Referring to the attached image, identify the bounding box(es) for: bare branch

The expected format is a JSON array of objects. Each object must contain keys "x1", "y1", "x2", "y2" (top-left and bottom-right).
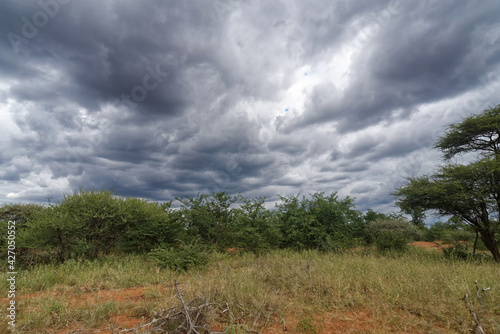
[
  {"x1": 175, "y1": 281, "x2": 200, "y2": 334},
  {"x1": 463, "y1": 293, "x2": 485, "y2": 334}
]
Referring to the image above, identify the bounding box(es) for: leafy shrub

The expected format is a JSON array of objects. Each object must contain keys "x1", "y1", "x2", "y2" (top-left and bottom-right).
[
  {"x1": 20, "y1": 189, "x2": 181, "y2": 262},
  {"x1": 0, "y1": 203, "x2": 46, "y2": 226},
  {"x1": 441, "y1": 229, "x2": 476, "y2": 246},
  {"x1": 442, "y1": 243, "x2": 493, "y2": 262},
  {"x1": 229, "y1": 197, "x2": 282, "y2": 253},
  {"x1": 1, "y1": 203, "x2": 46, "y2": 248},
  {"x1": 442, "y1": 243, "x2": 470, "y2": 260},
  {"x1": 148, "y1": 238, "x2": 210, "y2": 271},
  {"x1": 366, "y1": 219, "x2": 421, "y2": 251},
  {"x1": 297, "y1": 311, "x2": 322, "y2": 334},
  {"x1": 374, "y1": 230, "x2": 408, "y2": 251},
  {"x1": 0, "y1": 203, "x2": 48, "y2": 267},
  {"x1": 116, "y1": 200, "x2": 183, "y2": 254},
  {"x1": 176, "y1": 192, "x2": 238, "y2": 249},
  {"x1": 423, "y1": 218, "x2": 476, "y2": 244},
  {"x1": 275, "y1": 192, "x2": 363, "y2": 251}
]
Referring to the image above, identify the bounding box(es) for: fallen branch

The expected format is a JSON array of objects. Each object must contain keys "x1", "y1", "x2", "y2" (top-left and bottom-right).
[
  {"x1": 463, "y1": 293, "x2": 485, "y2": 334},
  {"x1": 117, "y1": 283, "x2": 268, "y2": 333},
  {"x1": 474, "y1": 280, "x2": 490, "y2": 312},
  {"x1": 117, "y1": 308, "x2": 170, "y2": 333},
  {"x1": 175, "y1": 281, "x2": 200, "y2": 334}
]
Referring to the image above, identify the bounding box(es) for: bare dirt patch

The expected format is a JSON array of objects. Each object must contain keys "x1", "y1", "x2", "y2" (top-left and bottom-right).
[
  {"x1": 3, "y1": 286, "x2": 165, "y2": 334},
  {"x1": 260, "y1": 308, "x2": 452, "y2": 334},
  {"x1": 409, "y1": 241, "x2": 453, "y2": 251},
  {"x1": 4, "y1": 285, "x2": 457, "y2": 333}
]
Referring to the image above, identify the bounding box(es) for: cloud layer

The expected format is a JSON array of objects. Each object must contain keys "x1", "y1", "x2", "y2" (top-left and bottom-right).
[{"x1": 1, "y1": 0, "x2": 499, "y2": 213}]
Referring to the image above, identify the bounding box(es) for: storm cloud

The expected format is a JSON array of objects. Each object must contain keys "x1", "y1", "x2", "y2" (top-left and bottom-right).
[{"x1": 1, "y1": 0, "x2": 499, "y2": 214}]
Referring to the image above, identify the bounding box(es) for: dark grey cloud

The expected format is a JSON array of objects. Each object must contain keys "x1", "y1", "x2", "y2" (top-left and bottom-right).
[
  {"x1": 281, "y1": 0, "x2": 500, "y2": 133},
  {"x1": 1, "y1": 0, "x2": 499, "y2": 215}
]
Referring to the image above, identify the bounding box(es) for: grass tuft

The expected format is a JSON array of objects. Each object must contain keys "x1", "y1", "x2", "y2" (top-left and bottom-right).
[{"x1": 1, "y1": 249, "x2": 499, "y2": 333}]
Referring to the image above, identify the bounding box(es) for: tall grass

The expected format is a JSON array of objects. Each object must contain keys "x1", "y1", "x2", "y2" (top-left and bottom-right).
[
  {"x1": 187, "y1": 249, "x2": 499, "y2": 332},
  {"x1": 2, "y1": 255, "x2": 165, "y2": 293},
  {"x1": 1, "y1": 249, "x2": 499, "y2": 333}
]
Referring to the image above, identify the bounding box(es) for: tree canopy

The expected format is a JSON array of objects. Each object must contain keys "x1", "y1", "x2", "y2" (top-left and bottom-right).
[
  {"x1": 435, "y1": 105, "x2": 500, "y2": 159},
  {"x1": 394, "y1": 105, "x2": 500, "y2": 262}
]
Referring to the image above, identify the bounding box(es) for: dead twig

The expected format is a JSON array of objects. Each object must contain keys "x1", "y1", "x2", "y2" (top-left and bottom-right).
[
  {"x1": 175, "y1": 281, "x2": 200, "y2": 334},
  {"x1": 117, "y1": 308, "x2": 170, "y2": 333},
  {"x1": 474, "y1": 280, "x2": 490, "y2": 312},
  {"x1": 463, "y1": 293, "x2": 485, "y2": 334},
  {"x1": 117, "y1": 283, "x2": 268, "y2": 334}
]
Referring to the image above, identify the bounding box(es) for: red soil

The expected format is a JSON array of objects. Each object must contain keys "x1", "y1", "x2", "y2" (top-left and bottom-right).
[
  {"x1": 409, "y1": 240, "x2": 454, "y2": 251},
  {"x1": 3, "y1": 285, "x2": 454, "y2": 334},
  {"x1": 226, "y1": 247, "x2": 241, "y2": 254},
  {"x1": 262, "y1": 308, "x2": 450, "y2": 334},
  {"x1": 1, "y1": 287, "x2": 157, "y2": 334},
  {"x1": 3, "y1": 244, "x2": 459, "y2": 333}
]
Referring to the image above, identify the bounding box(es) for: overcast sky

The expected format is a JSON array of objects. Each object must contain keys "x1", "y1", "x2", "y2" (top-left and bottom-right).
[{"x1": 1, "y1": 0, "x2": 499, "y2": 214}]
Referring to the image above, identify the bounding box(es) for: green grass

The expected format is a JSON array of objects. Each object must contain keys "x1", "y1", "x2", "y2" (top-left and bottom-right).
[
  {"x1": 1, "y1": 255, "x2": 165, "y2": 294},
  {"x1": 19, "y1": 298, "x2": 119, "y2": 330},
  {"x1": 1, "y1": 248, "x2": 499, "y2": 333}
]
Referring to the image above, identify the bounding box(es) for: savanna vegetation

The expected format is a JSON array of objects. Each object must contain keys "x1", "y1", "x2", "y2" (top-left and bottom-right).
[
  {"x1": 1, "y1": 105, "x2": 499, "y2": 333},
  {"x1": 394, "y1": 104, "x2": 500, "y2": 262}
]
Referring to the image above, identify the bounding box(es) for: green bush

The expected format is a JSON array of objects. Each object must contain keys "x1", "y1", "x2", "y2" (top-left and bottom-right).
[
  {"x1": 176, "y1": 192, "x2": 238, "y2": 249},
  {"x1": 20, "y1": 189, "x2": 181, "y2": 262},
  {"x1": 275, "y1": 192, "x2": 363, "y2": 251},
  {"x1": 442, "y1": 243, "x2": 470, "y2": 260},
  {"x1": 1, "y1": 203, "x2": 47, "y2": 248},
  {"x1": 4, "y1": 190, "x2": 427, "y2": 262},
  {"x1": 116, "y1": 200, "x2": 183, "y2": 254},
  {"x1": 0, "y1": 203, "x2": 48, "y2": 268},
  {"x1": 442, "y1": 243, "x2": 493, "y2": 262},
  {"x1": 366, "y1": 219, "x2": 421, "y2": 251},
  {"x1": 375, "y1": 230, "x2": 408, "y2": 251},
  {"x1": 148, "y1": 238, "x2": 210, "y2": 271},
  {"x1": 229, "y1": 197, "x2": 282, "y2": 253},
  {"x1": 0, "y1": 203, "x2": 46, "y2": 227}
]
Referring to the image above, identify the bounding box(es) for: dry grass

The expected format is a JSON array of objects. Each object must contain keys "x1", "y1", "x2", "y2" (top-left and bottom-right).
[{"x1": 1, "y1": 248, "x2": 499, "y2": 333}]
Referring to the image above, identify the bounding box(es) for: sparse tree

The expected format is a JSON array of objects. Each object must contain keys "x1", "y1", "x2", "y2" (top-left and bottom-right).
[{"x1": 393, "y1": 105, "x2": 500, "y2": 262}]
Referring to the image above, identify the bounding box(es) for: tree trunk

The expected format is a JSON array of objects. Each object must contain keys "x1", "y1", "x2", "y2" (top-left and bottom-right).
[
  {"x1": 478, "y1": 229, "x2": 500, "y2": 262},
  {"x1": 473, "y1": 230, "x2": 479, "y2": 255},
  {"x1": 56, "y1": 227, "x2": 66, "y2": 263}
]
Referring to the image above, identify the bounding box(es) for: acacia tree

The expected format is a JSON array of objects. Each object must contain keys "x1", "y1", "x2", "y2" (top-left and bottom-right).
[{"x1": 393, "y1": 105, "x2": 500, "y2": 262}]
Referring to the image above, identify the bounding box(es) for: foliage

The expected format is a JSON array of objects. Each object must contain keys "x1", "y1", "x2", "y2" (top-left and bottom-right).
[
  {"x1": 116, "y1": 200, "x2": 183, "y2": 254},
  {"x1": 442, "y1": 243, "x2": 492, "y2": 262},
  {"x1": 394, "y1": 159, "x2": 500, "y2": 260},
  {"x1": 275, "y1": 192, "x2": 363, "y2": 251},
  {"x1": 435, "y1": 104, "x2": 500, "y2": 158},
  {"x1": 0, "y1": 203, "x2": 46, "y2": 248},
  {"x1": 1, "y1": 189, "x2": 406, "y2": 267},
  {"x1": 423, "y1": 217, "x2": 478, "y2": 245},
  {"x1": 176, "y1": 192, "x2": 239, "y2": 249},
  {"x1": 148, "y1": 238, "x2": 210, "y2": 271},
  {"x1": 297, "y1": 311, "x2": 322, "y2": 334},
  {"x1": 442, "y1": 243, "x2": 471, "y2": 261},
  {"x1": 374, "y1": 231, "x2": 408, "y2": 251},
  {"x1": 229, "y1": 196, "x2": 281, "y2": 253},
  {"x1": 424, "y1": 222, "x2": 475, "y2": 244},
  {"x1": 394, "y1": 105, "x2": 500, "y2": 262},
  {"x1": 6, "y1": 250, "x2": 500, "y2": 333},
  {"x1": 399, "y1": 206, "x2": 426, "y2": 227},
  {"x1": 0, "y1": 203, "x2": 46, "y2": 227},
  {"x1": 20, "y1": 189, "x2": 180, "y2": 262},
  {"x1": 363, "y1": 209, "x2": 389, "y2": 224},
  {"x1": 365, "y1": 219, "x2": 421, "y2": 251},
  {"x1": 0, "y1": 203, "x2": 47, "y2": 267}
]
